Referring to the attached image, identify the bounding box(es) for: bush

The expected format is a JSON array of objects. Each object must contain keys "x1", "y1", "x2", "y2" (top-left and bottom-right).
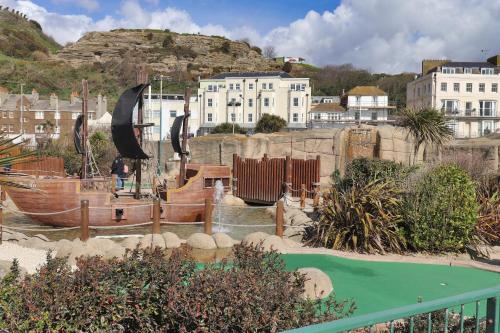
[
  {"x1": 162, "y1": 34, "x2": 174, "y2": 48},
  {"x1": 338, "y1": 158, "x2": 415, "y2": 187},
  {"x1": 251, "y1": 46, "x2": 262, "y2": 55},
  {"x1": 0, "y1": 247, "x2": 355, "y2": 332},
  {"x1": 282, "y1": 61, "x2": 293, "y2": 73},
  {"x1": 405, "y1": 165, "x2": 479, "y2": 252},
  {"x1": 220, "y1": 41, "x2": 231, "y2": 54},
  {"x1": 211, "y1": 122, "x2": 247, "y2": 134},
  {"x1": 255, "y1": 114, "x2": 287, "y2": 133}
]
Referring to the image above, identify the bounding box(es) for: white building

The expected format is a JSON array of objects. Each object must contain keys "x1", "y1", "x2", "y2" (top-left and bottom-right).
[
  {"x1": 406, "y1": 56, "x2": 500, "y2": 138},
  {"x1": 309, "y1": 86, "x2": 393, "y2": 129},
  {"x1": 196, "y1": 72, "x2": 311, "y2": 134},
  {"x1": 143, "y1": 90, "x2": 200, "y2": 141}
]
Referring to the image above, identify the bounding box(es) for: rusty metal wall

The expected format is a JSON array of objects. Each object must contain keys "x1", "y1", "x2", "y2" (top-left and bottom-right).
[{"x1": 233, "y1": 154, "x2": 320, "y2": 204}]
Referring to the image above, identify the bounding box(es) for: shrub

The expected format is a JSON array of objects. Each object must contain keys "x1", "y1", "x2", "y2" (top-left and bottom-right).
[
  {"x1": 251, "y1": 46, "x2": 262, "y2": 55},
  {"x1": 172, "y1": 45, "x2": 197, "y2": 59},
  {"x1": 0, "y1": 247, "x2": 355, "y2": 332},
  {"x1": 220, "y1": 41, "x2": 231, "y2": 54},
  {"x1": 31, "y1": 50, "x2": 48, "y2": 61},
  {"x1": 255, "y1": 114, "x2": 287, "y2": 133},
  {"x1": 283, "y1": 61, "x2": 293, "y2": 73},
  {"x1": 162, "y1": 34, "x2": 174, "y2": 48},
  {"x1": 405, "y1": 164, "x2": 479, "y2": 252},
  {"x1": 211, "y1": 122, "x2": 247, "y2": 134}
]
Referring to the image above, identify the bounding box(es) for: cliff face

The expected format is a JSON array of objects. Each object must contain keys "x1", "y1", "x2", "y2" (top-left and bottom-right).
[{"x1": 55, "y1": 30, "x2": 279, "y2": 76}]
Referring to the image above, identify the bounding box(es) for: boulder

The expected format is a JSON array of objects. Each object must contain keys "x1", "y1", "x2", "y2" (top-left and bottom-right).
[
  {"x1": 103, "y1": 245, "x2": 126, "y2": 260},
  {"x1": 283, "y1": 237, "x2": 302, "y2": 248},
  {"x1": 212, "y1": 232, "x2": 234, "y2": 248},
  {"x1": 33, "y1": 234, "x2": 50, "y2": 242},
  {"x1": 86, "y1": 238, "x2": 117, "y2": 252},
  {"x1": 18, "y1": 237, "x2": 57, "y2": 251},
  {"x1": 260, "y1": 235, "x2": 287, "y2": 253},
  {"x1": 242, "y1": 232, "x2": 270, "y2": 247},
  {"x1": 162, "y1": 232, "x2": 182, "y2": 249},
  {"x1": 121, "y1": 236, "x2": 142, "y2": 250},
  {"x1": 186, "y1": 233, "x2": 217, "y2": 250},
  {"x1": 297, "y1": 268, "x2": 333, "y2": 300},
  {"x1": 139, "y1": 234, "x2": 166, "y2": 249},
  {"x1": 222, "y1": 195, "x2": 246, "y2": 206}
]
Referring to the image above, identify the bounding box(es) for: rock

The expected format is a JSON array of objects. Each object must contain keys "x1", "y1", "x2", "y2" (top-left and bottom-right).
[
  {"x1": 242, "y1": 232, "x2": 270, "y2": 247},
  {"x1": 0, "y1": 260, "x2": 11, "y2": 279},
  {"x1": 54, "y1": 239, "x2": 74, "y2": 258},
  {"x1": 212, "y1": 233, "x2": 234, "y2": 248},
  {"x1": 86, "y1": 238, "x2": 117, "y2": 252},
  {"x1": 162, "y1": 232, "x2": 181, "y2": 249},
  {"x1": 3, "y1": 231, "x2": 28, "y2": 242},
  {"x1": 18, "y1": 237, "x2": 57, "y2": 251},
  {"x1": 297, "y1": 268, "x2": 333, "y2": 300},
  {"x1": 222, "y1": 195, "x2": 246, "y2": 206},
  {"x1": 260, "y1": 235, "x2": 287, "y2": 253},
  {"x1": 139, "y1": 234, "x2": 166, "y2": 249},
  {"x1": 186, "y1": 233, "x2": 217, "y2": 250},
  {"x1": 103, "y1": 245, "x2": 126, "y2": 260},
  {"x1": 291, "y1": 214, "x2": 312, "y2": 226},
  {"x1": 283, "y1": 237, "x2": 302, "y2": 248},
  {"x1": 33, "y1": 234, "x2": 50, "y2": 242},
  {"x1": 121, "y1": 236, "x2": 142, "y2": 250}
]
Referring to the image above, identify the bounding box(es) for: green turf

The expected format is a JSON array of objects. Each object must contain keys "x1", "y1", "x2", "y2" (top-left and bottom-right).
[{"x1": 281, "y1": 254, "x2": 500, "y2": 317}]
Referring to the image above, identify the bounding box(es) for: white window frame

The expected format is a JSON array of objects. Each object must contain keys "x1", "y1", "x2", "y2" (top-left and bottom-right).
[
  {"x1": 466, "y1": 83, "x2": 472, "y2": 92},
  {"x1": 441, "y1": 100, "x2": 459, "y2": 114},
  {"x1": 292, "y1": 113, "x2": 299, "y2": 122},
  {"x1": 293, "y1": 97, "x2": 299, "y2": 107},
  {"x1": 262, "y1": 83, "x2": 267, "y2": 90},
  {"x1": 479, "y1": 83, "x2": 485, "y2": 92},
  {"x1": 248, "y1": 98, "x2": 253, "y2": 107},
  {"x1": 264, "y1": 98, "x2": 269, "y2": 107},
  {"x1": 441, "y1": 82, "x2": 447, "y2": 92},
  {"x1": 230, "y1": 113, "x2": 236, "y2": 122},
  {"x1": 207, "y1": 113, "x2": 213, "y2": 122},
  {"x1": 54, "y1": 112, "x2": 60, "y2": 120},
  {"x1": 207, "y1": 98, "x2": 213, "y2": 107},
  {"x1": 492, "y1": 83, "x2": 498, "y2": 93},
  {"x1": 248, "y1": 83, "x2": 254, "y2": 90},
  {"x1": 481, "y1": 68, "x2": 494, "y2": 75},
  {"x1": 290, "y1": 84, "x2": 296, "y2": 91},
  {"x1": 442, "y1": 67, "x2": 456, "y2": 74},
  {"x1": 8, "y1": 112, "x2": 14, "y2": 119},
  {"x1": 35, "y1": 124, "x2": 44, "y2": 134},
  {"x1": 248, "y1": 113, "x2": 253, "y2": 123},
  {"x1": 464, "y1": 68, "x2": 472, "y2": 74},
  {"x1": 170, "y1": 110, "x2": 177, "y2": 118},
  {"x1": 35, "y1": 111, "x2": 44, "y2": 120},
  {"x1": 453, "y1": 83, "x2": 460, "y2": 92},
  {"x1": 229, "y1": 83, "x2": 234, "y2": 90},
  {"x1": 479, "y1": 100, "x2": 496, "y2": 117},
  {"x1": 235, "y1": 83, "x2": 240, "y2": 90},
  {"x1": 268, "y1": 83, "x2": 273, "y2": 90}
]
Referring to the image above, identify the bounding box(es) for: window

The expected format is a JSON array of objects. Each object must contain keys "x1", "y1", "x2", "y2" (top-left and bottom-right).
[
  {"x1": 492, "y1": 83, "x2": 498, "y2": 93},
  {"x1": 207, "y1": 84, "x2": 217, "y2": 92},
  {"x1": 465, "y1": 102, "x2": 473, "y2": 115},
  {"x1": 54, "y1": 112, "x2": 60, "y2": 120},
  {"x1": 264, "y1": 98, "x2": 269, "y2": 107},
  {"x1": 35, "y1": 111, "x2": 44, "y2": 119},
  {"x1": 371, "y1": 112, "x2": 378, "y2": 120},
  {"x1": 268, "y1": 83, "x2": 273, "y2": 90},
  {"x1": 479, "y1": 101, "x2": 496, "y2": 117},
  {"x1": 417, "y1": 87, "x2": 420, "y2": 97},
  {"x1": 248, "y1": 113, "x2": 253, "y2": 123},
  {"x1": 292, "y1": 113, "x2": 298, "y2": 122},
  {"x1": 464, "y1": 68, "x2": 472, "y2": 74},
  {"x1": 354, "y1": 112, "x2": 360, "y2": 120},
  {"x1": 230, "y1": 113, "x2": 236, "y2": 122},
  {"x1": 230, "y1": 98, "x2": 236, "y2": 106},
  {"x1": 372, "y1": 96, "x2": 377, "y2": 105},
  {"x1": 293, "y1": 97, "x2": 299, "y2": 107},
  {"x1": 481, "y1": 68, "x2": 494, "y2": 75},
  {"x1": 248, "y1": 98, "x2": 253, "y2": 107},
  {"x1": 235, "y1": 83, "x2": 240, "y2": 90},
  {"x1": 466, "y1": 83, "x2": 472, "y2": 92},
  {"x1": 441, "y1": 100, "x2": 459, "y2": 114},
  {"x1": 153, "y1": 126, "x2": 160, "y2": 134},
  {"x1": 301, "y1": 84, "x2": 306, "y2": 91},
  {"x1": 479, "y1": 83, "x2": 485, "y2": 92},
  {"x1": 248, "y1": 83, "x2": 254, "y2": 90},
  {"x1": 479, "y1": 120, "x2": 495, "y2": 136},
  {"x1": 441, "y1": 82, "x2": 447, "y2": 92},
  {"x1": 170, "y1": 110, "x2": 177, "y2": 118},
  {"x1": 153, "y1": 110, "x2": 160, "y2": 118},
  {"x1": 35, "y1": 124, "x2": 44, "y2": 134},
  {"x1": 8, "y1": 112, "x2": 13, "y2": 119},
  {"x1": 290, "y1": 84, "x2": 296, "y2": 91},
  {"x1": 1, "y1": 112, "x2": 6, "y2": 118},
  {"x1": 313, "y1": 113, "x2": 321, "y2": 120},
  {"x1": 88, "y1": 114, "x2": 93, "y2": 120},
  {"x1": 453, "y1": 83, "x2": 460, "y2": 92},
  {"x1": 207, "y1": 113, "x2": 213, "y2": 122},
  {"x1": 229, "y1": 83, "x2": 234, "y2": 90},
  {"x1": 442, "y1": 67, "x2": 456, "y2": 74},
  {"x1": 355, "y1": 96, "x2": 361, "y2": 105},
  {"x1": 7, "y1": 125, "x2": 13, "y2": 133},
  {"x1": 207, "y1": 98, "x2": 213, "y2": 107},
  {"x1": 262, "y1": 83, "x2": 267, "y2": 90}
]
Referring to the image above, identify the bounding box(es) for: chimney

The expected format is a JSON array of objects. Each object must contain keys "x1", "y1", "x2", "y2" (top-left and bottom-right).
[
  {"x1": 49, "y1": 93, "x2": 58, "y2": 108},
  {"x1": 96, "y1": 94, "x2": 107, "y2": 119},
  {"x1": 70, "y1": 90, "x2": 79, "y2": 105},
  {"x1": 31, "y1": 89, "x2": 39, "y2": 103}
]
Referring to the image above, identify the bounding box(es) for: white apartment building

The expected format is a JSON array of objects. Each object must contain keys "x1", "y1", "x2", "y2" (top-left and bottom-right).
[
  {"x1": 143, "y1": 90, "x2": 200, "y2": 141},
  {"x1": 309, "y1": 86, "x2": 393, "y2": 129},
  {"x1": 196, "y1": 72, "x2": 311, "y2": 134},
  {"x1": 407, "y1": 56, "x2": 500, "y2": 138}
]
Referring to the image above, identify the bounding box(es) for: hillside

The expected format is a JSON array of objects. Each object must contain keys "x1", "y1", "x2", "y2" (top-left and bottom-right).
[{"x1": 0, "y1": 7, "x2": 60, "y2": 59}]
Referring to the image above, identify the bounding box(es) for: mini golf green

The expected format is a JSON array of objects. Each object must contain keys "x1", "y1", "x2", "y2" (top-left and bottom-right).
[{"x1": 281, "y1": 254, "x2": 500, "y2": 317}]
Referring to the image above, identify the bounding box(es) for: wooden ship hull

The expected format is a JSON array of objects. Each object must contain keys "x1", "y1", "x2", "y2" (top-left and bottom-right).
[{"x1": 3, "y1": 164, "x2": 230, "y2": 227}]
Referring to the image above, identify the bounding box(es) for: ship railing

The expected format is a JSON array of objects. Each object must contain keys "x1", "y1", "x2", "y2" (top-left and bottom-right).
[{"x1": 80, "y1": 177, "x2": 113, "y2": 192}]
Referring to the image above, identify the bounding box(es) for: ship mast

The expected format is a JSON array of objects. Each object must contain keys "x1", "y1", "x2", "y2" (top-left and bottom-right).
[
  {"x1": 134, "y1": 68, "x2": 149, "y2": 199},
  {"x1": 81, "y1": 79, "x2": 89, "y2": 180},
  {"x1": 178, "y1": 87, "x2": 191, "y2": 187}
]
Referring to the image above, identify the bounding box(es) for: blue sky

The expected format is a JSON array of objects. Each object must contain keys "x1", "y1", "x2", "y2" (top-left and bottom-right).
[{"x1": 33, "y1": 0, "x2": 337, "y2": 34}]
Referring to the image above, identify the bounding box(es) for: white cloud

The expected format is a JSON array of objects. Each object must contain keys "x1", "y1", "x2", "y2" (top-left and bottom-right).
[
  {"x1": 51, "y1": 0, "x2": 99, "y2": 11},
  {"x1": 2, "y1": 0, "x2": 500, "y2": 73}
]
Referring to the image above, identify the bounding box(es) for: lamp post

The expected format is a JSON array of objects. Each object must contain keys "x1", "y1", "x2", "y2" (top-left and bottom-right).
[
  {"x1": 153, "y1": 75, "x2": 171, "y2": 175},
  {"x1": 19, "y1": 83, "x2": 25, "y2": 136}
]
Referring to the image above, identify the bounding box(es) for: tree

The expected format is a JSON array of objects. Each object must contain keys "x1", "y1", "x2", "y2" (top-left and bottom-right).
[
  {"x1": 282, "y1": 61, "x2": 293, "y2": 73},
  {"x1": 220, "y1": 41, "x2": 231, "y2": 54},
  {"x1": 211, "y1": 122, "x2": 247, "y2": 134},
  {"x1": 397, "y1": 107, "x2": 453, "y2": 164},
  {"x1": 263, "y1": 46, "x2": 276, "y2": 59},
  {"x1": 255, "y1": 114, "x2": 287, "y2": 133},
  {"x1": 162, "y1": 34, "x2": 174, "y2": 48}
]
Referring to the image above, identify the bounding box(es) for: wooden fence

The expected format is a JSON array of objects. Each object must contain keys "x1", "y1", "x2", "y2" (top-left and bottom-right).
[
  {"x1": 232, "y1": 154, "x2": 320, "y2": 204},
  {"x1": 10, "y1": 156, "x2": 65, "y2": 177}
]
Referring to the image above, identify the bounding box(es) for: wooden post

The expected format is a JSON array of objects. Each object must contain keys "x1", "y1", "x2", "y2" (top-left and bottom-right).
[
  {"x1": 204, "y1": 198, "x2": 213, "y2": 235},
  {"x1": 313, "y1": 185, "x2": 320, "y2": 210},
  {"x1": 111, "y1": 174, "x2": 117, "y2": 194},
  {"x1": 80, "y1": 200, "x2": 89, "y2": 241},
  {"x1": 275, "y1": 200, "x2": 284, "y2": 237},
  {"x1": 300, "y1": 184, "x2": 306, "y2": 209},
  {"x1": 152, "y1": 198, "x2": 161, "y2": 234},
  {"x1": 0, "y1": 188, "x2": 3, "y2": 245},
  {"x1": 152, "y1": 176, "x2": 159, "y2": 196}
]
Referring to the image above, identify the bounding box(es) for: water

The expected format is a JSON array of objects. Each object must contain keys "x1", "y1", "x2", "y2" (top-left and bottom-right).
[{"x1": 2, "y1": 205, "x2": 275, "y2": 242}]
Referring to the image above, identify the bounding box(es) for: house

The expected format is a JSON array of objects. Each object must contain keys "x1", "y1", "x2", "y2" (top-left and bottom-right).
[
  {"x1": 311, "y1": 96, "x2": 340, "y2": 104},
  {"x1": 0, "y1": 88, "x2": 107, "y2": 146},
  {"x1": 197, "y1": 71, "x2": 311, "y2": 134},
  {"x1": 406, "y1": 55, "x2": 500, "y2": 138}
]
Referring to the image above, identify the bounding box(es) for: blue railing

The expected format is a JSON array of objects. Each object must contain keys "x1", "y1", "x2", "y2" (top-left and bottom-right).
[{"x1": 284, "y1": 286, "x2": 500, "y2": 333}]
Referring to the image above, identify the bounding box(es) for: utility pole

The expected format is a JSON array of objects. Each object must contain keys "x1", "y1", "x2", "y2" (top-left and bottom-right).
[
  {"x1": 19, "y1": 83, "x2": 25, "y2": 136},
  {"x1": 232, "y1": 99, "x2": 235, "y2": 134},
  {"x1": 158, "y1": 74, "x2": 163, "y2": 174}
]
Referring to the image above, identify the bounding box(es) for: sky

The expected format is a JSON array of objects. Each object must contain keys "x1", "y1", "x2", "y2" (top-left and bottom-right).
[{"x1": 1, "y1": 0, "x2": 500, "y2": 73}]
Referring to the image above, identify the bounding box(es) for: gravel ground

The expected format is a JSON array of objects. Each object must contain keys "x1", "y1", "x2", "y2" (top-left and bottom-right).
[{"x1": 0, "y1": 242, "x2": 48, "y2": 274}]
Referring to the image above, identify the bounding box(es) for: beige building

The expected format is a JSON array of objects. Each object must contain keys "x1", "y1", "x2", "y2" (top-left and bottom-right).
[
  {"x1": 407, "y1": 56, "x2": 500, "y2": 138},
  {"x1": 196, "y1": 72, "x2": 311, "y2": 134}
]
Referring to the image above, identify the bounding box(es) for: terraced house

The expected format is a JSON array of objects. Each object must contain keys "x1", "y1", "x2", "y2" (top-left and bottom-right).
[
  {"x1": 196, "y1": 72, "x2": 311, "y2": 134},
  {"x1": 407, "y1": 55, "x2": 500, "y2": 138},
  {"x1": 0, "y1": 87, "x2": 108, "y2": 146}
]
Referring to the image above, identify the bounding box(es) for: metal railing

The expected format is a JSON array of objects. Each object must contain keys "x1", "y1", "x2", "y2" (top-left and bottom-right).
[{"x1": 284, "y1": 286, "x2": 500, "y2": 333}]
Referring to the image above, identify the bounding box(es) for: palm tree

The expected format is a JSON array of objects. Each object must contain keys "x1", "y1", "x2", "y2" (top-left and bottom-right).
[
  {"x1": 0, "y1": 133, "x2": 36, "y2": 187},
  {"x1": 397, "y1": 107, "x2": 453, "y2": 164}
]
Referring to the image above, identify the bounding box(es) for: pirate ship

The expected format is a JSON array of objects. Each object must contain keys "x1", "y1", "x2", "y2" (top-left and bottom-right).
[{"x1": 3, "y1": 72, "x2": 230, "y2": 227}]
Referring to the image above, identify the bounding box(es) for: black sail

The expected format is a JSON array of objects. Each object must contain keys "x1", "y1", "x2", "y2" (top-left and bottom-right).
[
  {"x1": 171, "y1": 115, "x2": 184, "y2": 154},
  {"x1": 73, "y1": 114, "x2": 84, "y2": 155},
  {"x1": 111, "y1": 84, "x2": 150, "y2": 159}
]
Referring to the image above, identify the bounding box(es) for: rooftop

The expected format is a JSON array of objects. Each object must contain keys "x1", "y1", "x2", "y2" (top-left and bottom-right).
[
  {"x1": 310, "y1": 103, "x2": 345, "y2": 113},
  {"x1": 347, "y1": 86, "x2": 387, "y2": 96},
  {"x1": 442, "y1": 61, "x2": 496, "y2": 68},
  {"x1": 209, "y1": 71, "x2": 293, "y2": 79}
]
